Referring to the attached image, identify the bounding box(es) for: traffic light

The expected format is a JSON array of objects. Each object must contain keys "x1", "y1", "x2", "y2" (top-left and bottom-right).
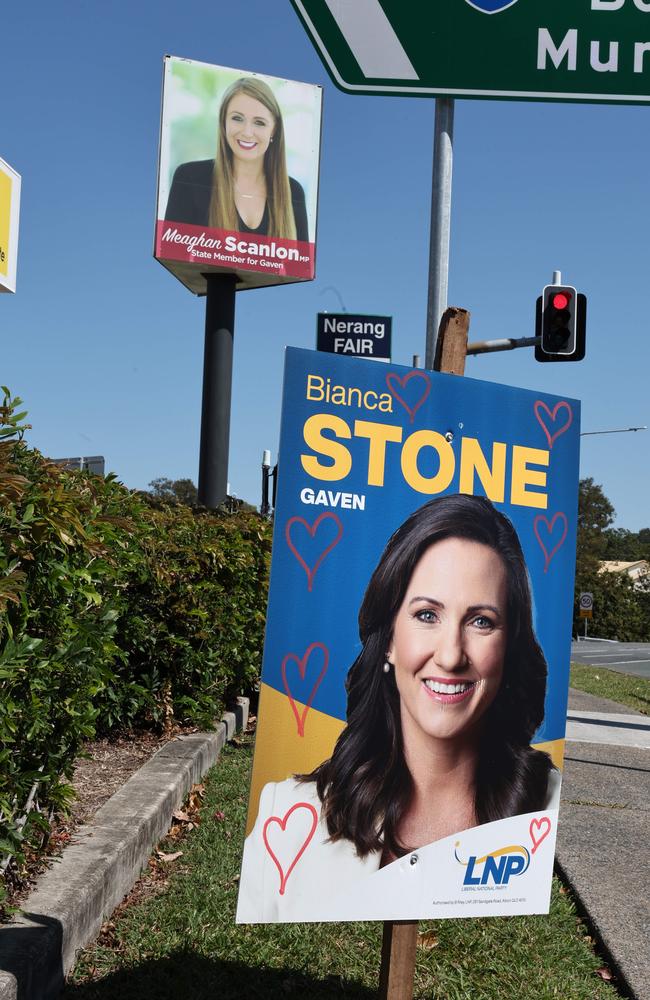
[{"x1": 535, "y1": 284, "x2": 586, "y2": 362}]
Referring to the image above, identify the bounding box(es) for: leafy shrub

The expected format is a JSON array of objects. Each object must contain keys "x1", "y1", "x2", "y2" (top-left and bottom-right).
[
  {"x1": 0, "y1": 390, "x2": 142, "y2": 872},
  {"x1": 0, "y1": 389, "x2": 272, "y2": 897},
  {"x1": 103, "y1": 502, "x2": 271, "y2": 731}
]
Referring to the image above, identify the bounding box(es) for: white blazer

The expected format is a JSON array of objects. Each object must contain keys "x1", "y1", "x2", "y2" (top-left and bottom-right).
[
  {"x1": 236, "y1": 778, "x2": 380, "y2": 923},
  {"x1": 236, "y1": 771, "x2": 562, "y2": 924}
]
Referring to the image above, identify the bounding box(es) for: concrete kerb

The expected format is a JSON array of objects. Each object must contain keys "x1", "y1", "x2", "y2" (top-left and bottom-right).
[{"x1": 0, "y1": 697, "x2": 249, "y2": 1000}]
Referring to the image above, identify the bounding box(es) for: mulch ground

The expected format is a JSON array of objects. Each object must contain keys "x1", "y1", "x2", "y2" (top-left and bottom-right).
[
  {"x1": 3, "y1": 724, "x2": 198, "y2": 915},
  {"x1": 69, "y1": 729, "x2": 192, "y2": 825}
]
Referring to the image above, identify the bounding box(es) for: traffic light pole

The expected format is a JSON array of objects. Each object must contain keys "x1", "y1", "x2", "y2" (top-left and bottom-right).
[
  {"x1": 425, "y1": 98, "x2": 455, "y2": 370},
  {"x1": 467, "y1": 335, "x2": 540, "y2": 356}
]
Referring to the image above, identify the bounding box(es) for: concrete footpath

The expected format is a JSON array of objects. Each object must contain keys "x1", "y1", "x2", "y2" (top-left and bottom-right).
[
  {"x1": 559, "y1": 689, "x2": 650, "y2": 1000},
  {"x1": 0, "y1": 689, "x2": 648, "y2": 999}
]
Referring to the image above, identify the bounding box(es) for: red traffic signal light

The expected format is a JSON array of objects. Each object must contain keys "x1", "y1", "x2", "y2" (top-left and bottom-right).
[{"x1": 551, "y1": 291, "x2": 570, "y2": 311}]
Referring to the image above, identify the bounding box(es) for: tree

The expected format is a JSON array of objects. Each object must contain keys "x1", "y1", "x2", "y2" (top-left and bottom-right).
[
  {"x1": 148, "y1": 477, "x2": 198, "y2": 507},
  {"x1": 628, "y1": 527, "x2": 650, "y2": 562},
  {"x1": 574, "y1": 570, "x2": 647, "y2": 641},
  {"x1": 601, "y1": 527, "x2": 636, "y2": 560},
  {"x1": 573, "y1": 478, "x2": 650, "y2": 640},
  {"x1": 600, "y1": 524, "x2": 650, "y2": 562},
  {"x1": 575, "y1": 477, "x2": 614, "y2": 583},
  {"x1": 147, "y1": 478, "x2": 257, "y2": 512}
]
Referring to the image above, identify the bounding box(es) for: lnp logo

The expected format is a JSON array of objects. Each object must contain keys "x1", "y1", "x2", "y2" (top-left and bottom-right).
[
  {"x1": 456, "y1": 841, "x2": 530, "y2": 886},
  {"x1": 465, "y1": 0, "x2": 520, "y2": 13}
]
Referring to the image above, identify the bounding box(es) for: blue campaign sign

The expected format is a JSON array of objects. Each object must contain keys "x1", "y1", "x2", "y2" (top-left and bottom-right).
[{"x1": 238, "y1": 348, "x2": 580, "y2": 924}]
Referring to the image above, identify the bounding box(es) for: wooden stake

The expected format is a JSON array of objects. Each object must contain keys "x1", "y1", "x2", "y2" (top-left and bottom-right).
[
  {"x1": 433, "y1": 306, "x2": 471, "y2": 374},
  {"x1": 379, "y1": 922, "x2": 419, "y2": 1000},
  {"x1": 378, "y1": 308, "x2": 470, "y2": 999}
]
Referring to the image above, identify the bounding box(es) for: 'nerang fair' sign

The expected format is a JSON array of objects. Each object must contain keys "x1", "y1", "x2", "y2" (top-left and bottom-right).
[{"x1": 291, "y1": 0, "x2": 650, "y2": 104}]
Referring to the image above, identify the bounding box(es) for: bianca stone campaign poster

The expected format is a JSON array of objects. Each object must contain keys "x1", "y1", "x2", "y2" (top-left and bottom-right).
[
  {"x1": 237, "y1": 348, "x2": 580, "y2": 924},
  {"x1": 154, "y1": 56, "x2": 322, "y2": 295}
]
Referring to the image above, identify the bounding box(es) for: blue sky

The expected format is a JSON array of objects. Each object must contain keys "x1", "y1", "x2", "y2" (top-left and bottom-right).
[{"x1": 2, "y1": 1, "x2": 648, "y2": 529}]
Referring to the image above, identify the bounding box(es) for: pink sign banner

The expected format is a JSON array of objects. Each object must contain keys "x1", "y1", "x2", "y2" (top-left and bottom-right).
[{"x1": 155, "y1": 220, "x2": 314, "y2": 281}]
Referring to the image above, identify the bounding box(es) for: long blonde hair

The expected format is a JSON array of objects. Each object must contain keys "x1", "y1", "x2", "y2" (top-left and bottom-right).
[{"x1": 208, "y1": 77, "x2": 296, "y2": 240}]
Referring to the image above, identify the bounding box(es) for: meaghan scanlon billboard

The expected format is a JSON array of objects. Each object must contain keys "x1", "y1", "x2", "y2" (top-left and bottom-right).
[{"x1": 154, "y1": 56, "x2": 322, "y2": 295}]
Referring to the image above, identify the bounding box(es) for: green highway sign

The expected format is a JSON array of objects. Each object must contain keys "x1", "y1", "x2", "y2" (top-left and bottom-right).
[{"x1": 291, "y1": 0, "x2": 650, "y2": 104}]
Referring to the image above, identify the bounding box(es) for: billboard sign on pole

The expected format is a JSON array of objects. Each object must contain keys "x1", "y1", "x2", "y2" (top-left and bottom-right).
[
  {"x1": 237, "y1": 348, "x2": 580, "y2": 923},
  {"x1": 0, "y1": 157, "x2": 21, "y2": 294},
  {"x1": 316, "y1": 312, "x2": 392, "y2": 362},
  {"x1": 154, "y1": 56, "x2": 322, "y2": 295},
  {"x1": 291, "y1": 0, "x2": 650, "y2": 104}
]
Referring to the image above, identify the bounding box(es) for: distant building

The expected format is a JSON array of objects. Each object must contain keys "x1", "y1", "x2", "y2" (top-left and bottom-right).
[
  {"x1": 599, "y1": 560, "x2": 649, "y2": 589},
  {"x1": 51, "y1": 456, "x2": 105, "y2": 476}
]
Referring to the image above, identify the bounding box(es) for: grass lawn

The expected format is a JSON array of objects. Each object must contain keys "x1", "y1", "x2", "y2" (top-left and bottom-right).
[
  {"x1": 64, "y1": 735, "x2": 619, "y2": 1000},
  {"x1": 570, "y1": 662, "x2": 650, "y2": 715}
]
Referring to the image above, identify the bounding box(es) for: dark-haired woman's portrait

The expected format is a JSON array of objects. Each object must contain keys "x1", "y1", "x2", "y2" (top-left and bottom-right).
[{"x1": 237, "y1": 494, "x2": 562, "y2": 923}]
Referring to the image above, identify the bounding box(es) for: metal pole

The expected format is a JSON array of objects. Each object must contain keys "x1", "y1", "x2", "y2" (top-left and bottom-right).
[
  {"x1": 261, "y1": 449, "x2": 271, "y2": 517},
  {"x1": 271, "y1": 463, "x2": 278, "y2": 509},
  {"x1": 425, "y1": 98, "x2": 455, "y2": 370},
  {"x1": 198, "y1": 273, "x2": 237, "y2": 509},
  {"x1": 467, "y1": 336, "x2": 539, "y2": 356}
]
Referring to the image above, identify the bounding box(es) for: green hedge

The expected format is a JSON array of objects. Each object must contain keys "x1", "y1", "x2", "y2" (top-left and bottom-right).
[
  {"x1": 0, "y1": 390, "x2": 271, "y2": 896},
  {"x1": 103, "y1": 502, "x2": 271, "y2": 732}
]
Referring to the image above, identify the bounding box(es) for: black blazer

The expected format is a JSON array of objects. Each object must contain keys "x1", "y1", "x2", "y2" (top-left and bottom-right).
[{"x1": 164, "y1": 159, "x2": 309, "y2": 242}]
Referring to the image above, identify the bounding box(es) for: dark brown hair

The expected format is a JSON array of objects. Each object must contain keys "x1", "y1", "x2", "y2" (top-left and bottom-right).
[{"x1": 307, "y1": 494, "x2": 552, "y2": 858}]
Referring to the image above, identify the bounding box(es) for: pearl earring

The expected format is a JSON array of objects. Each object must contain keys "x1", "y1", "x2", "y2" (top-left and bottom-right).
[{"x1": 383, "y1": 661, "x2": 391, "y2": 674}]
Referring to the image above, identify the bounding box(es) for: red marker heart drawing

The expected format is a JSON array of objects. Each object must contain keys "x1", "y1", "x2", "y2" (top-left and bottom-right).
[
  {"x1": 386, "y1": 370, "x2": 431, "y2": 423},
  {"x1": 534, "y1": 512, "x2": 568, "y2": 572},
  {"x1": 534, "y1": 400, "x2": 573, "y2": 449},
  {"x1": 285, "y1": 512, "x2": 343, "y2": 591},
  {"x1": 529, "y1": 816, "x2": 552, "y2": 854},
  {"x1": 263, "y1": 802, "x2": 318, "y2": 895},
  {"x1": 281, "y1": 642, "x2": 329, "y2": 737}
]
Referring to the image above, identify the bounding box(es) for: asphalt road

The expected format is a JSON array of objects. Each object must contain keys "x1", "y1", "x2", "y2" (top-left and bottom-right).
[{"x1": 571, "y1": 639, "x2": 650, "y2": 678}]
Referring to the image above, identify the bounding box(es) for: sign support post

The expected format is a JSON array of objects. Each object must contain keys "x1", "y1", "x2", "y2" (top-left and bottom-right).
[
  {"x1": 198, "y1": 273, "x2": 236, "y2": 508},
  {"x1": 425, "y1": 99, "x2": 455, "y2": 370},
  {"x1": 379, "y1": 304, "x2": 471, "y2": 999},
  {"x1": 379, "y1": 921, "x2": 419, "y2": 1000}
]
